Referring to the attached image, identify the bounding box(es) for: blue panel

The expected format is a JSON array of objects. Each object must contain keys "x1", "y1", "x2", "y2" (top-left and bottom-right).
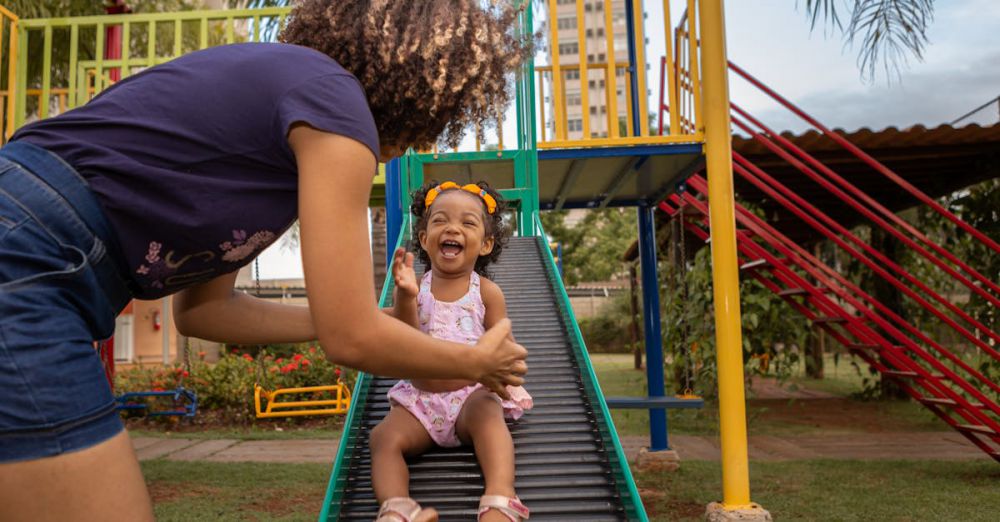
[
  {"x1": 385, "y1": 158, "x2": 402, "y2": 269},
  {"x1": 537, "y1": 143, "x2": 702, "y2": 160},
  {"x1": 624, "y1": 0, "x2": 643, "y2": 136},
  {"x1": 638, "y1": 206, "x2": 669, "y2": 451}
]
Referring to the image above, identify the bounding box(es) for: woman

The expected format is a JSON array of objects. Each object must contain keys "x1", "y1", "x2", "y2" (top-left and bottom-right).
[{"x1": 0, "y1": 1, "x2": 531, "y2": 520}]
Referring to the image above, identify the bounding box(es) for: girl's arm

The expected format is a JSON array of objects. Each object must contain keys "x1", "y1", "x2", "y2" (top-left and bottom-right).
[
  {"x1": 388, "y1": 247, "x2": 420, "y2": 328},
  {"x1": 481, "y1": 276, "x2": 514, "y2": 341},
  {"x1": 291, "y1": 125, "x2": 526, "y2": 392}
]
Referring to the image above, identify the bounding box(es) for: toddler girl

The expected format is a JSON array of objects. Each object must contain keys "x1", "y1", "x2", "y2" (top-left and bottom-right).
[{"x1": 371, "y1": 181, "x2": 533, "y2": 522}]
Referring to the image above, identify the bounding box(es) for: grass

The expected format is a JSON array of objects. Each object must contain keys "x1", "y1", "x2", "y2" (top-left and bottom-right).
[
  {"x1": 141, "y1": 459, "x2": 1000, "y2": 521},
  {"x1": 143, "y1": 460, "x2": 330, "y2": 522},
  {"x1": 637, "y1": 459, "x2": 1000, "y2": 521},
  {"x1": 590, "y1": 353, "x2": 945, "y2": 437}
]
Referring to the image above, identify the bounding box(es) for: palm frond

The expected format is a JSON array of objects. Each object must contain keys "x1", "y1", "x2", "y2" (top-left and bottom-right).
[{"x1": 846, "y1": 0, "x2": 934, "y2": 81}]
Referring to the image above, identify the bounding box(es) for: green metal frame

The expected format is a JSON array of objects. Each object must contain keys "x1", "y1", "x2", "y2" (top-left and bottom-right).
[{"x1": 534, "y1": 215, "x2": 648, "y2": 521}]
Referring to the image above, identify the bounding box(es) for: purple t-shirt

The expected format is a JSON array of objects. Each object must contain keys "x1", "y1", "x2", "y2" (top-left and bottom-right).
[{"x1": 13, "y1": 43, "x2": 379, "y2": 299}]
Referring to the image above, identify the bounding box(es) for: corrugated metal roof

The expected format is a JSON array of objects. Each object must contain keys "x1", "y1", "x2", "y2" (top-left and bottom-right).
[{"x1": 734, "y1": 122, "x2": 1000, "y2": 155}]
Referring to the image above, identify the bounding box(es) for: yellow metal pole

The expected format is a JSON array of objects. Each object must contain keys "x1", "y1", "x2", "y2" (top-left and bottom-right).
[
  {"x1": 575, "y1": 0, "x2": 590, "y2": 138},
  {"x1": 697, "y1": 0, "x2": 754, "y2": 510},
  {"x1": 662, "y1": 0, "x2": 680, "y2": 134},
  {"x1": 602, "y1": 0, "x2": 619, "y2": 138},
  {"x1": 631, "y1": 0, "x2": 649, "y2": 137},
  {"x1": 547, "y1": 0, "x2": 566, "y2": 140}
]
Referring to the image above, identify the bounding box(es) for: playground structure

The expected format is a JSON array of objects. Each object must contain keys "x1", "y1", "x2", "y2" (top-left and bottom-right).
[{"x1": 2, "y1": 0, "x2": 997, "y2": 521}]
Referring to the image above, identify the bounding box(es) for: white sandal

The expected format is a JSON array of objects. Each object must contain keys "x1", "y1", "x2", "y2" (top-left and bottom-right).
[
  {"x1": 478, "y1": 495, "x2": 530, "y2": 521},
  {"x1": 376, "y1": 497, "x2": 429, "y2": 522}
]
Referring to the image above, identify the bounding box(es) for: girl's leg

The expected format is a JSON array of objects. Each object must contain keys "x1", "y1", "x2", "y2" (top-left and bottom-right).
[
  {"x1": 456, "y1": 390, "x2": 517, "y2": 521},
  {"x1": 369, "y1": 406, "x2": 436, "y2": 504},
  {"x1": 0, "y1": 430, "x2": 153, "y2": 522}
]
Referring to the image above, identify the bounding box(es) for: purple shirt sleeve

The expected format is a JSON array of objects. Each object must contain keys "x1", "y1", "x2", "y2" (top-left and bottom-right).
[{"x1": 276, "y1": 73, "x2": 380, "y2": 161}]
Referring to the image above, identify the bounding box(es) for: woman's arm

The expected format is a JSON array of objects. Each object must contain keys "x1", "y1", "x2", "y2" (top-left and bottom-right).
[
  {"x1": 290, "y1": 125, "x2": 526, "y2": 392},
  {"x1": 173, "y1": 271, "x2": 316, "y2": 344}
]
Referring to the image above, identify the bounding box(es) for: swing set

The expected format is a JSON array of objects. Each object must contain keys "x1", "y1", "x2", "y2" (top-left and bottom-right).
[{"x1": 248, "y1": 259, "x2": 353, "y2": 419}]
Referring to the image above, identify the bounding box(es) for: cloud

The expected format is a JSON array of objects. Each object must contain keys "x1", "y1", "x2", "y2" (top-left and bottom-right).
[{"x1": 749, "y1": 51, "x2": 1000, "y2": 134}]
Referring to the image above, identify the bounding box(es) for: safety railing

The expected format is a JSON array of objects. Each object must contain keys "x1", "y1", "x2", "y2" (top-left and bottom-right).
[
  {"x1": 536, "y1": 0, "x2": 702, "y2": 149},
  {"x1": 1, "y1": 6, "x2": 19, "y2": 141},
  {"x1": 6, "y1": 6, "x2": 291, "y2": 136}
]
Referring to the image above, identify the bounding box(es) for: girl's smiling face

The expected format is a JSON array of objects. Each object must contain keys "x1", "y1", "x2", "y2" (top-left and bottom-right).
[{"x1": 417, "y1": 190, "x2": 494, "y2": 275}]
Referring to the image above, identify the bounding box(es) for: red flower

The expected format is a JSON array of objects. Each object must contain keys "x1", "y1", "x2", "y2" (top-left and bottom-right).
[
  {"x1": 292, "y1": 353, "x2": 303, "y2": 362},
  {"x1": 242, "y1": 353, "x2": 254, "y2": 361},
  {"x1": 334, "y1": 368, "x2": 342, "y2": 377},
  {"x1": 280, "y1": 363, "x2": 298, "y2": 374},
  {"x1": 269, "y1": 366, "x2": 278, "y2": 373},
  {"x1": 308, "y1": 346, "x2": 317, "y2": 354},
  {"x1": 152, "y1": 387, "x2": 165, "y2": 392},
  {"x1": 197, "y1": 351, "x2": 207, "y2": 360},
  {"x1": 300, "y1": 359, "x2": 311, "y2": 367},
  {"x1": 181, "y1": 370, "x2": 190, "y2": 378},
  {"x1": 276, "y1": 357, "x2": 285, "y2": 363}
]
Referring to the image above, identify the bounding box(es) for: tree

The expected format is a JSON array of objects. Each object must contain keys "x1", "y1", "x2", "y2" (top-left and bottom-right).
[
  {"x1": 541, "y1": 208, "x2": 638, "y2": 286},
  {"x1": 803, "y1": 0, "x2": 935, "y2": 81}
]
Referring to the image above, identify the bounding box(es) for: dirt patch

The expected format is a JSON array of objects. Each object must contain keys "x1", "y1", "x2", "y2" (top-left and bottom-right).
[
  {"x1": 747, "y1": 397, "x2": 929, "y2": 433},
  {"x1": 241, "y1": 486, "x2": 326, "y2": 518},
  {"x1": 749, "y1": 377, "x2": 837, "y2": 399},
  {"x1": 148, "y1": 482, "x2": 223, "y2": 504}
]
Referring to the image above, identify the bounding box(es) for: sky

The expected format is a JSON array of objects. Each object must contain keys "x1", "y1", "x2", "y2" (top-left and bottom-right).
[{"x1": 256, "y1": 0, "x2": 1000, "y2": 280}]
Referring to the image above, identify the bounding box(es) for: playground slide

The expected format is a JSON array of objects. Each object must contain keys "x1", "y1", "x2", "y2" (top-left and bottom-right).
[{"x1": 320, "y1": 236, "x2": 647, "y2": 521}]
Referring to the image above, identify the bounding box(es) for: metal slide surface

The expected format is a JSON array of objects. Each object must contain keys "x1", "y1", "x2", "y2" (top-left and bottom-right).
[{"x1": 321, "y1": 236, "x2": 646, "y2": 521}]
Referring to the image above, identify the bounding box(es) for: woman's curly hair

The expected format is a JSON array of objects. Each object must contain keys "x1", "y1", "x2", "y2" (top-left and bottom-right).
[
  {"x1": 280, "y1": 0, "x2": 534, "y2": 150},
  {"x1": 410, "y1": 181, "x2": 509, "y2": 277}
]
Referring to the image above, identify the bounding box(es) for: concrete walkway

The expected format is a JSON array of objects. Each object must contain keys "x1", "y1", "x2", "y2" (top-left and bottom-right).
[{"x1": 132, "y1": 431, "x2": 988, "y2": 464}]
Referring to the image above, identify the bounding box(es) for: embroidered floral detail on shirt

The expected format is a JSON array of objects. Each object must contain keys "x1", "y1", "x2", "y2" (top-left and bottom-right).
[
  {"x1": 219, "y1": 229, "x2": 276, "y2": 262},
  {"x1": 135, "y1": 240, "x2": 173, "y2": 289}
]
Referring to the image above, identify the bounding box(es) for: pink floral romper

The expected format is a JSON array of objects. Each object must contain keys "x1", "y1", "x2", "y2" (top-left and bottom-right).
[{"x1": 387, "y1": 271, "x2": 533, "y2": 447}]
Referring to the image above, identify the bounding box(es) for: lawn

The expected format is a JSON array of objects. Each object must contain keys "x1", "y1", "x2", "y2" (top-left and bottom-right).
[
  {"x1": 590, "y1": 353, "x2": 944, "y2": 437},
  {"x1": 142, "y1": 459, "x2": 1000, "y2": 521}
]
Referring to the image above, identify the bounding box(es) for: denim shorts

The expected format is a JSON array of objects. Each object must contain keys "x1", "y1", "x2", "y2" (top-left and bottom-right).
[{"x1": 0, "y1": 141, "x2": 134, "y2": 462}]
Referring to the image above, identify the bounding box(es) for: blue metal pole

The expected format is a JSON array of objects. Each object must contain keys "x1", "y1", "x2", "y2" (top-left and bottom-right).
[
  {"x1": 638, "y1": 205, "x2": 669, "y2": 451},
  {"x1": 624, "y1": 0, "x2": 644, "y2": 136},
  {"x1": 384, "y1": 158, "x2": 403, "y2": 269}
]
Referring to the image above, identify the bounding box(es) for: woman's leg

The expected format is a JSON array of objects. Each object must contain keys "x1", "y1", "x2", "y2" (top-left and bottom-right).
[
  {"x1": 369, "y1": 406, "x2": 436, "y2": 512},
  {"x1": 456, "y1": 390, "x2": 517, "y2": 521},
  {"x1": 0, "y1": 430, "x2": 153, "y2": 522}
]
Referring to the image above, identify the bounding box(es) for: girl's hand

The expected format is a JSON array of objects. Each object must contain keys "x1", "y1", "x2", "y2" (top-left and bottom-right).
[
  {"x1": 474, "y1": 319, "x2": 528, "y2": 399},
  {"x1": 392, "y1": 247, "x2": 419, "y2": 299}
]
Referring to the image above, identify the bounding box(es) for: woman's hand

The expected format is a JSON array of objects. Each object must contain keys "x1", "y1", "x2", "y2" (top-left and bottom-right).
[
  {"x1": 473, "y1": 319, "x2": 528, "y2": 400},
  {"x1": 392, "y1": 247, "x2": 419, "y2": 300}
]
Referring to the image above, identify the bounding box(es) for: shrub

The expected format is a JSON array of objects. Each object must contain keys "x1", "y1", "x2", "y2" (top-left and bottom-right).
[{"x1": 114, "y1": 343, "x2": 355, "y2": 422}]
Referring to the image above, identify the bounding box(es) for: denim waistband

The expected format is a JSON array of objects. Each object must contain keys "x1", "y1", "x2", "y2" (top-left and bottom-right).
[{"x1": 0, "y1": 141, "x2": 134, "y2": 313}]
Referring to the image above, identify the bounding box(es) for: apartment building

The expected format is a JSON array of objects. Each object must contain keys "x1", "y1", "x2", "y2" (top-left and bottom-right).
[{"x1": 542, "y1": 0, "x2": 634, "y2": 140}]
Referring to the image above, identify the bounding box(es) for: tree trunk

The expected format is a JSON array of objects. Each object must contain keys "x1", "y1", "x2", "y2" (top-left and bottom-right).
[
  {"x1": 805, "y1": 328, "x2": 825, "y2": 379},
  {"x1": 628, "y1": 263, "x2": 643, "y2": 370},
  {"x1": 870, "y1": 226, "x2": 908, "y2": 400}
]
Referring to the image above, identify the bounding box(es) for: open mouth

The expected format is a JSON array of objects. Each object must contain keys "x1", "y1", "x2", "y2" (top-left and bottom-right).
[{"x1": 440, "y1": 239, "x2": 464, "y2": 259}]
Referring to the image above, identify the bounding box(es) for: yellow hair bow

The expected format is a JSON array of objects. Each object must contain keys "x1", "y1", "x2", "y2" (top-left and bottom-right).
[{"x1": 424, "y1": 181, "x2": 497, "y2": 214}]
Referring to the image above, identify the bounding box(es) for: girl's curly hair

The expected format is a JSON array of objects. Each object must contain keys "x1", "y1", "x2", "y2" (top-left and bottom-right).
[
  {"x1": 410, "y1": 181, "x2": 509, "y2": 277},
  {"x1": 280, "y1": 1, "x2": 534, "y2": 151}
]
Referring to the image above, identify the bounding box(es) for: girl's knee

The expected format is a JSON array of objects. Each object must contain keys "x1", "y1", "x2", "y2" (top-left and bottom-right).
[{"x1": 369, "y1": 422, "x2": 402, "y2": 453}]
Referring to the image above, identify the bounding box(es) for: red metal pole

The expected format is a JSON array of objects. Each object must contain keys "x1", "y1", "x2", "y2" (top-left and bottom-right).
[
  {"x1": 727, "y1": 60, "x2": 1000, "y2": 254},
  {"x1": 104, "y1": 1, "x2": 131, "y2": 83}
]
